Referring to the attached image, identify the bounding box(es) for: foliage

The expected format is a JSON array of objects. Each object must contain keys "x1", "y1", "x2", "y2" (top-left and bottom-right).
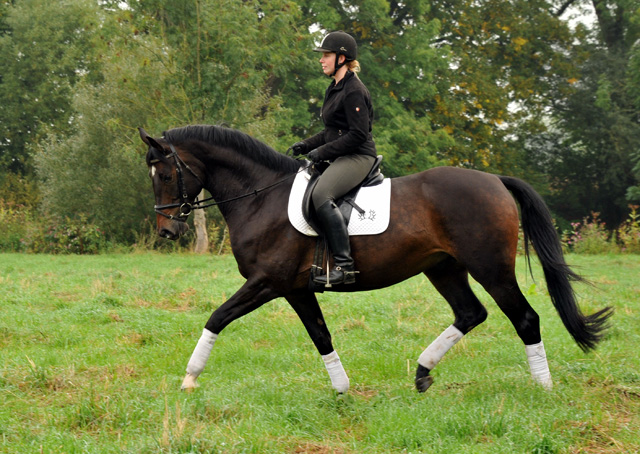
[
  {"x1": 0, "y1": 0, "x2": 102, "y2": 178},
  {"x1": 1, "y1": 0, "x2": 640, "y2": 246},
  {"x1": 30, "y1": 0, "x2": 315, "y2": 243},
  {"x1": 0, "y1": 201, "x2": 108, "y2": 254},
  {"x1": 426, "y1": 0, "x2": 576, "y2": 178},
  {"x1": 617, "y1": 205, "x2": 640, "y2": 253},
  {"x1": 37, "y1": 215, "x2": 108, "y2": 254},
  {"x1": 561, "y1": 207, "x2": 640, "y2": 254},
  {"x1": 31, "y1": 7, "x2": 179, "y2": 244},
  {"x1": 0, "y1": 200, "x2": 33, "y2": 252},
  {"x1": 530, "y1": 0, "x2": 640, "y2": 226},
  {"x1": 562, "y1": 212, "x2": 618, "y2": 254}
]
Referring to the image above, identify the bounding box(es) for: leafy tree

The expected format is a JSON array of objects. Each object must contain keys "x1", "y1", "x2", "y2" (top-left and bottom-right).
[
  {"x1": 529, "y1": 0, "x2": 640, "y2": 226},
  {"x1": 125, "y1": 0, "x2": 317, "y2": 149},
  {"x1": 0, "y1": 0, "x2": 101, "y2": 178},
  {"x1": 33, "y1": 7, "x2": 177, "y2": 243},
  {"x1": 6, "y1": 0, "x2": 639, "y2": 248},
  {"x1": 423, "y1": 0, "x2": 579, "y2": 179},
  {"x1": 34, "y1": 0, "x2": 317, "y2": 242}
]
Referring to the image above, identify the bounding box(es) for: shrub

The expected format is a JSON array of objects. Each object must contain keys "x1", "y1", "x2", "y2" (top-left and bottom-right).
[
  {"x1": 617, "y1": 205, "x2": 640, "y2": 253},
  {"x1": 0, "y1": 201, "x2": 109, "y2": 254},
  {"x1": 40, "y1": 216, "x2": 108, "y2": 254},
  {"x1": 562, "y1": 212, "x2": 619, "y2": 254},
  {"x1": 0, "y1": 201, "x2": 31, "y2": 252}
]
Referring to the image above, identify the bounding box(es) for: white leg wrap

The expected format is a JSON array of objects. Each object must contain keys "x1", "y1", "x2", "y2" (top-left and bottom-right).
[
  {"x1": 418, "y1": 325, "x2": 464, "y2": 370},
  {"x1": 525, "y1": 341, "x2": 553, "y2": 389},
  {"x1": 322, "y1": 351, "x2": 350, "y2": 393},
  {"x1": 185, "y1": 328, "x2": 217, "y2": 377}
]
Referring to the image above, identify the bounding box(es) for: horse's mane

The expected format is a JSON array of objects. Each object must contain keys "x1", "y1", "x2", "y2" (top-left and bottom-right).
[{"x1": 163, "y1": 125, "x2": 301, "y2": 173}]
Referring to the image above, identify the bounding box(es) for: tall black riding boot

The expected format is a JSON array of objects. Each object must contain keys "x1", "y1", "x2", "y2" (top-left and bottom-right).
[{"x1": 314, "y1": 200, "x2": 357, "y2": 286}]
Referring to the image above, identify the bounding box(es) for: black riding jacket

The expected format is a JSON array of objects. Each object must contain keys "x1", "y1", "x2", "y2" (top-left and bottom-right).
[{"x1": 303, "y1": 71, "x2": 377, "y2": 161}]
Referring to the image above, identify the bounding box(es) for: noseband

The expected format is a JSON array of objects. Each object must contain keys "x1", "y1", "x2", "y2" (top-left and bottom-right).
[{"x1": 153, "y1": 143, "x2": 307, "y2": 223}]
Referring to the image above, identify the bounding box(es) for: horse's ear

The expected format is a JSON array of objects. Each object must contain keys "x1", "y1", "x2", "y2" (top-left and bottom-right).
[
  {"x1": 139, "y1": 127, "x2": 163, "y2": 150},
  {"x1": 139, "y1": 127, "x2": 151, "y2": 144},
  {"x1": 140, "y1": 127, "x2": 168, "y2": 164}
]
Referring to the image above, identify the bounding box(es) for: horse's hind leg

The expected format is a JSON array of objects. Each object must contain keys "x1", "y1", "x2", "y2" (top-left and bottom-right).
[
  {"x1": 285, "y1": 290, "x2": 349, "y2": 393},
  {"x1": 480, "y1": 273, "x2": 553, "y2": 388},
  {"x1": 416, "y1": 257, "x2": 488, "y2": 392}
]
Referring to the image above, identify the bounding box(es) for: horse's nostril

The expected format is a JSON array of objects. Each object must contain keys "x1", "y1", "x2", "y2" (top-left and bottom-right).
[{"x1": 159, "y1": 228, "x2": 175, "y2": 239}]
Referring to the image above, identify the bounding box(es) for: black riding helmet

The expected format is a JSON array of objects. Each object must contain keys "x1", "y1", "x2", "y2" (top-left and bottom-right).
[{"x1": 314, "y1": 31, "x2": 357, "y2": 76}]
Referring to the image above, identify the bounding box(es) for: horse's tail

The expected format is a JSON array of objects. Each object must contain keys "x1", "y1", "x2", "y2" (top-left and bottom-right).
[{"x1": 498, "y1": 175, "x2": 613, "y2": 352}]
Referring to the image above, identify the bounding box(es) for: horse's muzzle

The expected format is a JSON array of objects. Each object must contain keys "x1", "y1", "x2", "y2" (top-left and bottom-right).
[{"x1": 158, "y1": 220, "x2": 189, "y2": 240}]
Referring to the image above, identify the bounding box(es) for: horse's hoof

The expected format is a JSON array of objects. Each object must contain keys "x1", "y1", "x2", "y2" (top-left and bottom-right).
[
  {"x1": 181, "y1": 373, "x2": 199, "y2": 392},
  {"x1": 415, "y1": 375, "x2": 434, "y2": 393}
]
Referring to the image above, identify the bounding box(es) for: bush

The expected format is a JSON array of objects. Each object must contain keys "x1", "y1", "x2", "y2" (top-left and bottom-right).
[
  {"x1": 617, "y1": 205, "x2": 640, "y2": 253},
  {"x1": 562, "y1": 212, "x2": 619, "y2": 254},
  {"x1": 0, "y1": 201, "x2": 32, "y2": 252},
  {"x1": 40, "y1": 215, "x2": 108, "y2": 254},
  {"x1": 0, "y1": 201, "x2": 109, "y2": 254}
]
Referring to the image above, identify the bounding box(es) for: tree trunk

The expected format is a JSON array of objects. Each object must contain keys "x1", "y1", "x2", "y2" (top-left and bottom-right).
[{"x1": 193, "y1": 189, "x2": 209, "y2": 254}]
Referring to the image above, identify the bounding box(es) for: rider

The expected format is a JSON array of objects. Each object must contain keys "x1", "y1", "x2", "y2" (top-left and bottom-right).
[{"x1": 291, "y1": 31, "x2": 377, "y2": 285}]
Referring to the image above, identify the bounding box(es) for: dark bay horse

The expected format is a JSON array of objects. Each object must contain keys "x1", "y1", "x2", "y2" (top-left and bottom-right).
[{"x1": 139, "y1": 125, "x2": 612, "y2": 393}]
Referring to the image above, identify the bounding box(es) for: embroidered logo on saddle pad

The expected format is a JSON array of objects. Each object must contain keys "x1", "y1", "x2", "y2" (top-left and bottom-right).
[{"x1": 288, "y1": 170, "x2": 391, "y2": 236}]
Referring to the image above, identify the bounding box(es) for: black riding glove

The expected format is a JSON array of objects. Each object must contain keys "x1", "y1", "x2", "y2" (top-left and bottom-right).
[
  {"x1": 290, "y1": 141, "x2": 308, "y2": 156},
  {"x1": 307, "y1": 149, "x2": 322, "y2": 162}
]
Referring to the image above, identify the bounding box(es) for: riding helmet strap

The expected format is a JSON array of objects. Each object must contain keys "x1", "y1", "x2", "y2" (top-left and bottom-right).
[{"x1": 332, "y1": 54, "x2": 347, "y2": 77}]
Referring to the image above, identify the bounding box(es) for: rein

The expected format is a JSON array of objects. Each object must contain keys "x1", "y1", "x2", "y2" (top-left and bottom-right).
[{"x1": 154, "y1": 143, "x2": 307, "y2": 222}]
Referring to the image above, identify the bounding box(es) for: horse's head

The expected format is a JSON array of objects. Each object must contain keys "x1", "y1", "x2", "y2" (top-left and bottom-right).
[{"x1": 139, "y1": 128, "x2": 204, "y2": 240}]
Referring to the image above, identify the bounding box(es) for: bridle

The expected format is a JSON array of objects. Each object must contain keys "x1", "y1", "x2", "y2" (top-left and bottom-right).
[
  {"x1": 152, "y1": 143, "x2": 209, "y2": 222},
  {"x1": 153, "y1": 143, "x2": 306, "y2": 223}
]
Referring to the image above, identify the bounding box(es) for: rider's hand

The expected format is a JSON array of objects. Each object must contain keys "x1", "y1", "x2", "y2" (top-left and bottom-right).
[
  {"x1": 290, "y1": 141, "x2": 308, "y2": 156},
  {"x1": 307, "y1": 149, "x2": 322, "y2": 162}
]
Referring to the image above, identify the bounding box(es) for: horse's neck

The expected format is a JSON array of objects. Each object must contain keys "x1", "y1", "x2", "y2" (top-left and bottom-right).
[{"x1": 200, "y1": 145, "x2": 292, "y2": 219}]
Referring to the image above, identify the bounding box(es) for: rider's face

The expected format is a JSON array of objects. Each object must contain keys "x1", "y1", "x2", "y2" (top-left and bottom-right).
[{"x1": 320, "y1": 52, "x2": 337, "y2": 77}]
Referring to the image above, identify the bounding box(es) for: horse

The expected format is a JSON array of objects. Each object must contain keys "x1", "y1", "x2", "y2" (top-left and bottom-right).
[{"x1": 139, "y1": 124, "x2": 612, "y2": 394}]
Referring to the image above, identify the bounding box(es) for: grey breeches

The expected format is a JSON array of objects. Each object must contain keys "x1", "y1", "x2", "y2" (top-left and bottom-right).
[{"x1": 311, "y1": 154, "x2": 376, "y2": 208}]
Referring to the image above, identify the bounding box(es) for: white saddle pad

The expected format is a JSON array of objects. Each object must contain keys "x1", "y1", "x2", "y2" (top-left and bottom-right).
[{"x1": 287, "y1": 170, "x2": 391, "y2": 237}]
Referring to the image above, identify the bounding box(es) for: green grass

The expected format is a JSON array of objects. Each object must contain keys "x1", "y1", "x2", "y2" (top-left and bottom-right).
[{"x1": 1, "y1": 253, "x2": 639, "y2": 453}]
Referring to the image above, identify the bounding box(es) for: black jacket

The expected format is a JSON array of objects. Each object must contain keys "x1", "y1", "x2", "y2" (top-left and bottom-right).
[{"x1": 303, "y1": 71, "x2": 377, "y2": 161}]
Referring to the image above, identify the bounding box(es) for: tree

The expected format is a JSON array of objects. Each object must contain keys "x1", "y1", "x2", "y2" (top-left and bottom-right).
[
  {"x1": 33, "y1": 0, "x2": 317, "y2": 243},
  {"x1": 421, "y1": 0, "x2": 581, "y2": 180},
  {"x1": 296, "y1": 0, "x2": 582, "y2": 180},
  {"x1": 0, "y1": 0, "x2": 101, "y2": 180},
  {"x1": 33, "y1": 6, "x2": 179, "y2": 243},
  {"x1": 529, "y1": 0, "x2": 640, "y2": 225},
  {"x1": 628, "y1": 40, "x2": 640, "y2": 200}
]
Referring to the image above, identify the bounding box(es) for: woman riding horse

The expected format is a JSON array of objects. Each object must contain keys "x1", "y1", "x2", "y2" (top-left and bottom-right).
[{"x1": 290, "y1": 31, "x2": 377, "y2": 286}]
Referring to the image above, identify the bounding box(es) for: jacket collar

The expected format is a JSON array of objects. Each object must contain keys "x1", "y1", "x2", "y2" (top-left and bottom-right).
[{"x1": 328, "y1": 70, "x2": 354, "y2": 92}]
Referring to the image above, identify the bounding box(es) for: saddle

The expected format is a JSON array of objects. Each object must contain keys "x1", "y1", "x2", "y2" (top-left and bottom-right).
[{"x1": 301, "y1": 155, "x2": 384, "y2": 234}]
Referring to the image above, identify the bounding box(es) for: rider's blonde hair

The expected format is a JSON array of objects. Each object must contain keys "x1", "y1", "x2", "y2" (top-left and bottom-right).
[{"x1": 346, "y1": 59, "x2": 361, "y2": 73}]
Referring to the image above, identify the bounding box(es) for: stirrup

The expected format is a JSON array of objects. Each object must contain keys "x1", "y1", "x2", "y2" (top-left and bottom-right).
[
  {"x1": 340, "y1": 267, "x2": 358, "y2": 285},
  {"x1": 314, "y1": 266, "x2": 359, "y2": 287}
]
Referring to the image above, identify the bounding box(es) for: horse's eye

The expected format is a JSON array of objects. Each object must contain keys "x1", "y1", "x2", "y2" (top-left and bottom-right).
[{"x1": 162, "y1": 174, "x2": 173, "y2": 183}]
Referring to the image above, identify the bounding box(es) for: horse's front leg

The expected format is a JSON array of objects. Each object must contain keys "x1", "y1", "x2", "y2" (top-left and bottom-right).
[
  {"x1": 181, "y1": 279, "x2": 278, "y2": 391},
  {"x1": 285, "y1": 290, "x2": 349, "y2": 393}
]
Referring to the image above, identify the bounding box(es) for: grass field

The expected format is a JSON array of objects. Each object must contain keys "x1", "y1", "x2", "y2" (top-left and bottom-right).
[{"x1": 0, "y1": 252, "x2": 639, "y2": 453}]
